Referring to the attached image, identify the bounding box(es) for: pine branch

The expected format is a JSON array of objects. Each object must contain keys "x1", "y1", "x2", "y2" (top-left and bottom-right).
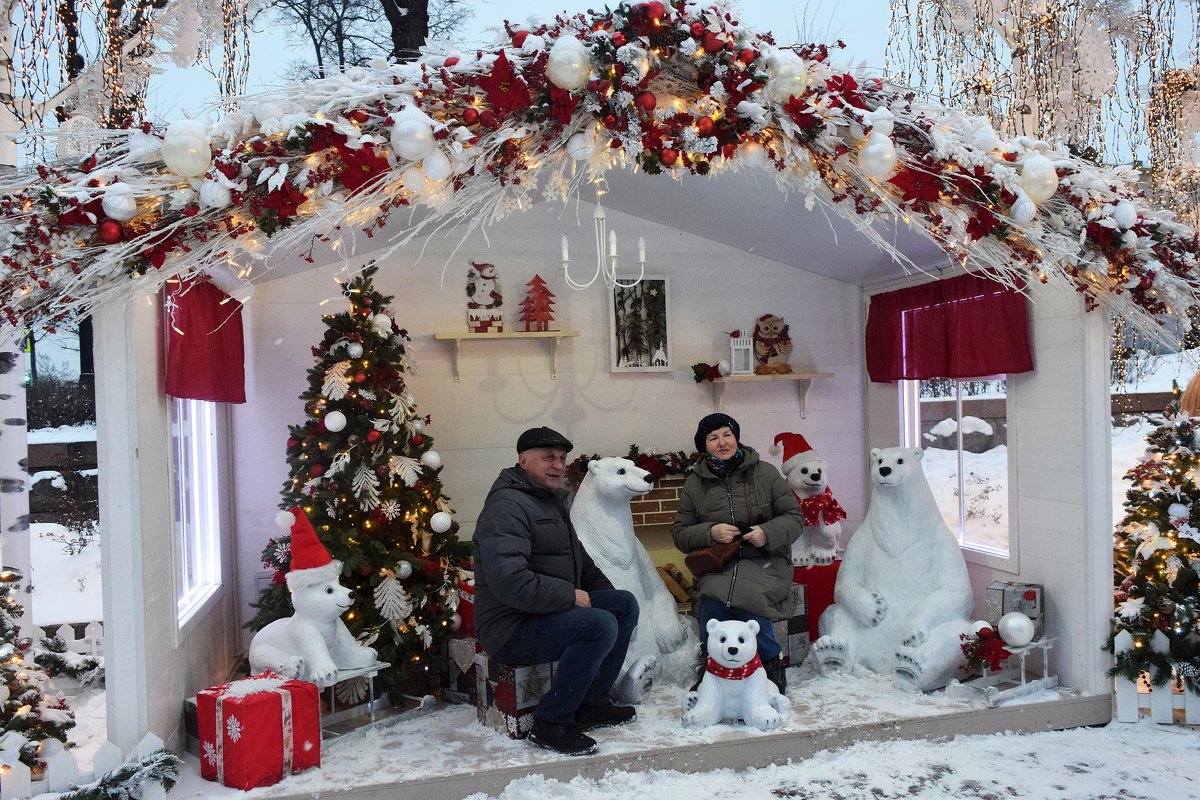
[{"x1": 55, "y1": 748, "x2": 181, "y2": 800}]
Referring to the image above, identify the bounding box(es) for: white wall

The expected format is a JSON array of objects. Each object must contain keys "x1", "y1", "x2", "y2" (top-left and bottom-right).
[
  {"x1": 231, "y1": 201, "x2": 868, "y2": 642},
  {"x1": 864, "y1": 278, "x2": 1113, "y2": 695}
]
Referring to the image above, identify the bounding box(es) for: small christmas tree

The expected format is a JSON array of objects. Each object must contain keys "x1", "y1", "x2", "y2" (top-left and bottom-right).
[
  {"x1": 519, "y1": 274, "x2": 556, "y2": 332},
  {"x1": 1108, "y1": 381, "x2": 1200, "y2": 692},
  {"x1": 248, "y1": 263, "x2": 470, "y2": 700}
]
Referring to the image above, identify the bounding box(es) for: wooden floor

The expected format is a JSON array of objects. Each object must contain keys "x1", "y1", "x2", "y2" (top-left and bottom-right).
[{"x1": 264, "y1": 693, "x2": 1112, "y2": 800}]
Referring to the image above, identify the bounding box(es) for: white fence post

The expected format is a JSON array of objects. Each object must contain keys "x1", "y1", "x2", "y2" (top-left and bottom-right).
[
  {"x1": 91, "y1": 741, "x2": 122, "y2": 777},
  {"x1": 44, "y1": 750, "x2": 78, "y2": 792},
  {"x1": 1149, "y1": 631, "x2": 1174, "y2": 723},
  {"x1": 0, "y1": 759, "x2": 31, "y2": 800},
  {"x1": 1113, "y1": 630, "x2": 1138, "y2": 722}
]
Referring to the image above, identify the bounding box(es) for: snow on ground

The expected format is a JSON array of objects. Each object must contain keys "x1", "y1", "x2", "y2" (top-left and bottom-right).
[
  {"x1": 29, "y1": 523, "x2": 102, "y2": 628},
  {"x1": 27, "y1": 424, "x2": 96, "y2": 445}
]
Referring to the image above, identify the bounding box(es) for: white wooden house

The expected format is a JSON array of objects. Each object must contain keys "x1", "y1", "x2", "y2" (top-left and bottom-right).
[{"x1": 91, "y1": 165, "x2": 1113, "y2": 776}]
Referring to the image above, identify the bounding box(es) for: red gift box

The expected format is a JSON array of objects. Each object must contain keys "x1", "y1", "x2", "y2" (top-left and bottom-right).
[
  {"x1": 197, "y1": 674, "x2": 321, "y2": 790},
  {"x1": 457, "y1": 581, "x2": 476, "y2": 637}
]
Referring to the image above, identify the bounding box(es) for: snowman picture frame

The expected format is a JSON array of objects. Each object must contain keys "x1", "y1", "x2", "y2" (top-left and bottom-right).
[{"x1": 609, "y1": 276, "x2": 671, "y2": 373}]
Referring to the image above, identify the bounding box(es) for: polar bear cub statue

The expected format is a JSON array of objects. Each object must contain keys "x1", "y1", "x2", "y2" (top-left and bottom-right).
[
  {"x1": 572, "y1": 457, "x2": 698, "y2": 703},
  {"x1": 683, "y1": 619, "x2": 789, "y2": 730},
  {"x1": 811, "y1": 447, "x2": 973, "y2": 692}
]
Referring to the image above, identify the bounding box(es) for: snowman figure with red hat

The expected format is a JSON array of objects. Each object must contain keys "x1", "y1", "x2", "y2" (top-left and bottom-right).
[
  {"x1": 773, "y1": 432, "x2": 846, "y2": 566},
  {"x1": 249, "y1": 507, "x2": 379, "y2": 687}
]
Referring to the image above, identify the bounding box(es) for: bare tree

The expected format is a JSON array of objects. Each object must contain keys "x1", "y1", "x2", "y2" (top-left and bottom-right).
[{"x1": 266, "y1": 0, "x2": 473, "y2": 78}]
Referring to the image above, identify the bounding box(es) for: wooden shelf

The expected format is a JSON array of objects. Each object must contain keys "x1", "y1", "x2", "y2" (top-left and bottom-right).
[
  {"x1": 433, "y1": 330, "x2": 580, "y2": 381},
  {"x1": 710, "y1": 371, "x2": 833, "y2": 416}
]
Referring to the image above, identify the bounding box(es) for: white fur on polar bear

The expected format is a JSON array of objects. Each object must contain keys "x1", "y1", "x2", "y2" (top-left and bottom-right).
[
  {"x1": 682, "y1": 619, "x2": 788, "y2": 730},
  {"x1": 782, "y1": 454, "x2": 841, "y2": 566},
  {"x1": 249, "y1": 575, "x2": 379, "y2": 687},
  {"x1": 811, "y1": 447, "x2": 973, "y2": 692},
  {"x1": 571, "y1": 457, "x2": 698, "y2": 703}
]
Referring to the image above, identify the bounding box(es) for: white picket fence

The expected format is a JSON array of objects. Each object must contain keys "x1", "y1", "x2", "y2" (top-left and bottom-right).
[
  {"x1": 39, "y1": 622, "x2": 104, "y2": 661},
  {"x1": 1113, "y1": 630, "x2": 1200, "y2": 724},
  {"x1": 0, "y1": 733, "x2": 166, "y2": 800}
]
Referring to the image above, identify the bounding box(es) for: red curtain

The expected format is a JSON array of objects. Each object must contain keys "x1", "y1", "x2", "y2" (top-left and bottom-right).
[
  {"x1": 865, "y1": 272, "x2": 1033, "y2": 382},
  {"x1": 164, "y1": 279, "x2": 246, "y2": 403}
]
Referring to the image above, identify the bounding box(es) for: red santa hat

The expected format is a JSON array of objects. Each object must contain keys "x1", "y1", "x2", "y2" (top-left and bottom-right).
[
  {"x1": 774, "y1": 432, "x2": 821, "y2": 474},
  {"x1": 276, "y1": 507, "x2": 342, "y2": 590}
]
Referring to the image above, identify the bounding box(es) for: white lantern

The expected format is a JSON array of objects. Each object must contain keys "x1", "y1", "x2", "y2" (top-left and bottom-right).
[
  {"x1": 546, "y1": 35, "x2": 591, "y2": 91},
  {"x1": 101, "y1": 183, "x2": 138, "y2": 221},
  {"x1": 566, "y1": 131, "x2": 598, "y2": 161},
  {"x1": 858, "y1": 131, "x2": 897, "y2": 179},
  {"x1": 429, "y1": 511, "x2": 453, "y2": 533},
  {"x1": 346, "y1": 342, "x2": 364, "y2": 358},
  {"x1": 324, "y1": 410, "x2": 347, "y2": 432},
  {"x1": 422, "y1": 148, "x2": 452, "y2": 181},
  {"x1": 390, "y1": 106, "x2": 437, "y2": 162},
  {"x1": 372, "y1": 313, "x2": 392, "y2": 332},
  {"x1": 420, "y1": 450, "x2": 442, "y2": 469},
  {"x1": 1019, "y1": 155, "x2": 1059, "y2": 204},
  {"x1": 767, "y1": 60, "x2": 811, "y2": 104},
  {"x1": 997, "y1": 611, "x2": 1036, "y2": 647},
  {"x1": 729, "y1": 336, "x2": 753, "y2": 375},
  {"x1": 160, "y1": 119, "x2": 212, "y2": 178}
]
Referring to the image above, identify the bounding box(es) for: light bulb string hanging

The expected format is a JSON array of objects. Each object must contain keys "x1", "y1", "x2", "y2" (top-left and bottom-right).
[{"x1": 562, "y1": 202, "x2": 645, "y2": 290}]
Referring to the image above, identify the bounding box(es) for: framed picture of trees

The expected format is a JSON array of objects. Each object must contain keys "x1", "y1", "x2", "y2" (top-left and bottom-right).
[{"x1": 609, "y1": 277, "x2": 671, "y2": 372}]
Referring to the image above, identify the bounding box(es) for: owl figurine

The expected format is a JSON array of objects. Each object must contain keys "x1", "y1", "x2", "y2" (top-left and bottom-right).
[{"x1": 752, "y1": 313, "x2": 793, "y2": 374}]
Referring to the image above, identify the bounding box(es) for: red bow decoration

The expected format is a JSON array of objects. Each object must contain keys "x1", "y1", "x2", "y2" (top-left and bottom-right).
[{"x1": 798, "y1": 487, "x2": 847, "y2": 527}]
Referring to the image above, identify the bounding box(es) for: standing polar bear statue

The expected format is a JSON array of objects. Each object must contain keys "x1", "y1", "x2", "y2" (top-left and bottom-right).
[
  {"x1": 572, "y1": 457, "x2": 699, "y2": 703},
  {"x1": 811, "y1": 447, "x2": 973, "y2": 691},
  {"x1": 249, "y1": 507, "x2": 379, "y2": 687}
]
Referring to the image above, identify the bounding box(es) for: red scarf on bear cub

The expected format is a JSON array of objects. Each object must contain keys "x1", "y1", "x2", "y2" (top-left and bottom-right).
[
  {"x1": 706, "y1": 653, "x2": 762, "y2": 680},
  {"x1": 799, "y1": 487, "x2": 847, "y2": 527}
]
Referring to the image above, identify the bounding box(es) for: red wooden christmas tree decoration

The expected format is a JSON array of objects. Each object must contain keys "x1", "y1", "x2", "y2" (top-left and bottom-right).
[{"x1": 520, "y1": 274, "x2": 556, "y2": 332}]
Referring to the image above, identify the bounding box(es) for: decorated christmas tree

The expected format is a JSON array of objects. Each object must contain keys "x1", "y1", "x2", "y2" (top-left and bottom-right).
[
  {"x1": 1108, "y1": 382, "x2": 1200, "y2": 691},
  {"x1": 248, "y1": 263, "x2": 469, "y2": 700}
]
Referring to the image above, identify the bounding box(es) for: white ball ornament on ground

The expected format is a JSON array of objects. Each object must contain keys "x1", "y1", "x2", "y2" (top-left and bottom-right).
[
  {"x1": 101, "y1": 183, "x2": 138, "y2": 221},
  {"x1": 546, "y1": 35, "x2": 591, "y2": 90},
  {"x1": 324, "y1": 410, "x2": 347, "y2": 432},
  {"x1": 346, "y1": 342, "x2": 364, "y2": 358},
  {"x1": 429, "y1": 511, "x2": 453, "y2": 533},
  {"x1": 1019, "y1": 155, "x2": 1059, "y2": 204},
  {"x1": 160, "y1": 119, "x2": 212, "y2": 178},
  {"x1": 997, "y1": 611, "x2": 1036, "y2": 647},
  {"x1": 420, "y1": 450, "x2": 442, "y2": 469}
]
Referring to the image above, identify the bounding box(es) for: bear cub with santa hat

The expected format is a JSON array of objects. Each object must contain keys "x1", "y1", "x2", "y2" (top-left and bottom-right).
[{"x1": 774, "y1": 432, "x2": 846, "y2": 566}]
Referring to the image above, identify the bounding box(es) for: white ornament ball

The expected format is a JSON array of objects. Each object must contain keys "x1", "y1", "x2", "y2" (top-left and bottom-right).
[
  {"x1": 449, "y1": 612, "x2": 462, "y2": 632},
  {"x1": 566, "y1": 131, "x2": 598, "y2": 161},
  {"x1": 420, "y1": 450, "x2": 442, "y2": 469},
  {"x1": 997, "y1": 611, "x2": 1036, "y2": 647},
  {"x1": 971, "y1": 619, "x2": 993, "y2": 636},
  {"x1": 396, "y1": 561, "x2": 413, "y2": 579},
  {"x1": 768, "y1": 60, "x2": 812, "y2": 103},
  {"x1": 198, "y1": 179, "x2": 232, "y2": 210},
  {"x1": 410, "y1": 418, "x2": 425, "y2": 434},
  {"x1": 346, "y1": 342, "x2": 364, "y2": 358},
  {"x1": 858, "y1": 132, "x2": 897, "y2": 179},
  {"x1": 546, "y1": 35, "x2": 591, "y2": 90},
  {"x1": 1019, "y1": 155, "x2": 1059, "y2": 204},
  {"x1": 1112, "y1": 200, "x2": 1138, "y2": 230},
  {"x1": 865, "y1": 107, "x2": 895, "y2": 137},
  {"x1": 101, "y1": 183, "x2": 138, "y2": 222},
  {"x1": 324, "y1": 410, "x2": 347, "y2": 432},
  {"x1": 1169, "y1": 502, "x2": 1190, "y2": 522},
  {"x1": 422, "y1": 148, "x2": 453, "y2": 181},
  {"x1": 391, "y1": 107, "x2": 437, "y2": 161},
  {"x1": 372, "y1": 313, "x2": 392, "y2": 332},
  {"x1": 1010, "y1": 193, "x2": 1037, "y2": 224},
  {"x1": 717, "y1": 360, "x2": 731, "y2": 376},
  {"x1": 160, "y1": 119, "x2": 212, "y2": 178},
  {"x1": 253, "y1": 101, "x2": 288, "y2": 127},
  {"x1": 429, "y1": 511, "x2": 453, "y2": 533}
]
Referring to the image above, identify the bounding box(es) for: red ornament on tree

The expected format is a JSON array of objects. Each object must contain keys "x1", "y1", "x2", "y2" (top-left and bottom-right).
[
  {"x1": 347, "y1": 109, "x2": 370, "y2": 124},
  {"x1": 612, "y1": 31, "x2": 627, "y2": 48},
  {"x1": 97, "y1": 219, "x2": 124, "y2": 244},
  {"x1": 310, "y1": 464, "x2": 326, "y2": 477},
  {"x1": 354, "y1": 373, "x2": 367, "y2": 384},
  {"x1": 696, "y1": 116, "x2": 715, "y2": 136},
  {"x1": 413, "y1": 434, "x2": 425, "y2": 446},
  {"x1": 462, "y1": 108, "x2": 479, "y2": 125},
  {"x1": 660, "y1": 148, "x2": 678, "y2": 166},
  {"x1": 634, "y1": 91, "x2": 657, "y2": 116},
  {"x1": 702, "y1": 32, "x2": 725, "y2": 54},
  {"x1": 690, "y1": 21, "x2": 706, "y2": 38},
  {"x1": 738, "y1": 48, "x2": 757, "y2": 65},
  {"x1": 367, "y1": 430, "x2": 382, "y2": 443},
  {"x1": 511, "y1": 30, "x2": 529, "y2": 48}
]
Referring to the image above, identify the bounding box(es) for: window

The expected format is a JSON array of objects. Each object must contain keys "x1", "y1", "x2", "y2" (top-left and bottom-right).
[
  {"x1": 171, "y1": 397, "x2": 222, "y2": 623},
  {"x1": 901, "y1": 376, "x2": 1011, "y2": 557}
]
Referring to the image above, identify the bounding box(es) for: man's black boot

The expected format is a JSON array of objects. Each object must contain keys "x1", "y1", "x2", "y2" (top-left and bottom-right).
[
  {"x1": 763, "y1": 655, "x2": 787, "y2": 694},
  {"x1": 575, "y1": 700, "x2": 636, "y2": 729},
  {"x1": 528, "y1": 717, "x2": 598, "y2": 756}
]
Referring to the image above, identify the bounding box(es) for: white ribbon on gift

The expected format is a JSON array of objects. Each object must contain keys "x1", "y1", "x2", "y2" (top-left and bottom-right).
[{"x1": 212, "y1": 678, "x2": 295, "y2": 784}]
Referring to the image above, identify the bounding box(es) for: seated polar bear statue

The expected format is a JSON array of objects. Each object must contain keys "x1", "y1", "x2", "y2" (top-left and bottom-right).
[
  {"x1": 811, "y1": 447, "x2": 973, "y2": 692},
  {"x1": 572, "y1": 457, "x2": 698, "y2": 703},
  {"x1": 683, "y1": 619, "x2": 789, "y2": 730},
  {"x1": 250, "y1": 508, "x2": 379, "y2": 687}
]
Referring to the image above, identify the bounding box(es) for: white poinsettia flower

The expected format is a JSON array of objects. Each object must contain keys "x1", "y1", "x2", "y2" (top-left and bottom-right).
[
  {"x1": 1117, "y1": 597, "x2": 1145, "y2": 620},
  {"x1": 1136, "y1": 535, "x2": 1174, "y2": 560}
]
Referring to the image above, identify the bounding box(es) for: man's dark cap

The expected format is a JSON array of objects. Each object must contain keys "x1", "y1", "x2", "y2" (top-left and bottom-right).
[{"x1": 517, "y1": 426, "x2": 574, "y2": 454}]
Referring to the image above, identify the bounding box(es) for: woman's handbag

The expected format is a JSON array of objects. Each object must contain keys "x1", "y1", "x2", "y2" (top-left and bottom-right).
[{"x1": 684, "y1": 535, "x2": 743, "y2": 577}]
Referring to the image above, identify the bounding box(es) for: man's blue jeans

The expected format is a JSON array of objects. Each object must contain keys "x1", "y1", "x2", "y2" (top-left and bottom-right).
[
  {"x1": 697, "y1": 596, "x2": 781, "y2": 660},
  {"x1": 492, "y1": 589, "x2": 639, "y2": 724}
]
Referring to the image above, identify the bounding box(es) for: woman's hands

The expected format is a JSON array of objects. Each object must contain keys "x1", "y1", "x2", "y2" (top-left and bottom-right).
[
  {"x1": 743, "y1": 525, "x2": 766, "y2": 548},
  {"x1": 710, "y1": 523, "x2": 742, "y2": 543}
]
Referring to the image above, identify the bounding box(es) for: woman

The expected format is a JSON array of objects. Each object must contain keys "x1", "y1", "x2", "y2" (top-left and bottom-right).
[{"x1": 672, "y1": 412, "x2": 803, "y2": 693}]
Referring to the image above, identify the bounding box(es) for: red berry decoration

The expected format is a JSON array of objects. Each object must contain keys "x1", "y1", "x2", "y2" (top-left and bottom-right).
[
  {"x1": 702, "y1": 32, "x2": 724, "y2": 54},
  {"x1": 690, "y1": 21, "x2": 706, "y2": 38},
  {"x1": 367, "y1": 430, "x2": 382, "y2": 443},
  {"x1": 97, "y1": 219, "x2": 124, "y2": 244},
  {"x1": 462, "y1": 108, "x2": 480, "y2": 125},
  {"x1": 659, "y1": 148, "x2": 678, "y2": 166},
  {"x1": 612, "y1": 31, "x2": 627, "y2": 48},
  {"x1": 634, "y1": 90, "x2": 657, "y2": 115},
  {"x1": 512, "y1": 30, "x2": 529, "y2": 48},
  {"x1": 696, "y1": 115, "x2": 715, "y2": 136}
]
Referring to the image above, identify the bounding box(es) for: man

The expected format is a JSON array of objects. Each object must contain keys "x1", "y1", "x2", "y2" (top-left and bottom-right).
[{"x1": 473, "y1": 426, "x2": 639, "y2": 755}]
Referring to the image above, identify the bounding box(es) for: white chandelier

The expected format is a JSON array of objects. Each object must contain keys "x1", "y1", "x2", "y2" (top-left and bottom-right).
[{"x1": 561, "y1": 202, "x2": 646, "y2": 290}]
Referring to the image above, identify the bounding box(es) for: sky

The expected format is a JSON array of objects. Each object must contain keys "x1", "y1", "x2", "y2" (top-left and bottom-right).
[{"x1": 145, "y1": 1, "x2": 895, "y2": 122}]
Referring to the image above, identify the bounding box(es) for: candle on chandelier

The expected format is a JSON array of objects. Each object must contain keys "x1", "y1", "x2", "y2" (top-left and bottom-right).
[
  {"x1": 561, "y1": 235, "x2": 569, "y2": 261},
  {"x1": 638, "y1": 236, "x2": 645, "y2": 263},
  {"x1": 609, "y1": 229, "x2": 617, "y2": 255}
]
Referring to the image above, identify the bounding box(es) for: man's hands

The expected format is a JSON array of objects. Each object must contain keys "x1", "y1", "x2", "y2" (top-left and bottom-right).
[{"x1": 574, "y1": 589, "x2": 591, "y2": 607}]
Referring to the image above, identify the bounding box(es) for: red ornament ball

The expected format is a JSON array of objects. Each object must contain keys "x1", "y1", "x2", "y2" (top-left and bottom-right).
[
  {"x1": 286, "y1": 438, "x2": 299, "y2": 448},
  {"x1": 310, "y1": 464, "x2": 326, "y2": 477},
  {"x1": 462, "y1": 108, "x2": 479, "y2": 125},
  {"x1": 721, "y1": 142, "x2": 737, "y2": 159},
  {"x1": 645, "y1": 1, "x2": 666, "y2": 19},
  {"x1": 97, "y1": 219, "x2": 124, "y2": 244},
  {"x1": 367, "y1": 430, "x2": 382, "y2": 443},
  {"x1": 701, "y1": 32, "x2": 725, "y2": 54},
  {"x1": 738, "y1": 48, "x2": 757, "y2": 65},
  {"x1": 978, "y1": 627, "x2": 994, "y2": 639},
  {"x1": 659, "y1": 148, "x2": 678, "y2": 166},
  {"x1": 479, "y1": 110, "x2": 498, "y2": 128},
  {"x1": 413, "y1": 434, "x2": 425, "y2": 446},
  {"x1": 696, "y1": 115, "x2": 715, "y2": 137},
  {"x1": 690, "y1": 21, "x2": 706, "y2": 38},
  {"x1": 634, "y1": 90, "x2": 657, "y2": 115},
  {"x1": 612, "y1": 32, "x2": 627, "y2": 48},
  {"x1": 512, "y1": 30, "x2": 529, "y2": 48},
  {"x1": 353, "y1": 373, "x2": 367, "y2": 384}
]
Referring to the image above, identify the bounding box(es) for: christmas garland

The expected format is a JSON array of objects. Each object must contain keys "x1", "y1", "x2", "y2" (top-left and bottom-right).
[
  {"x1": 1, "y1": 1, "x2": 1198, "y2": 340},
  {"x1": 566, "y1": 444, "x2": 696, "y2": 486},
  {"x1": 53, "y1": 748, "x2": 180, "y2": 800}
]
